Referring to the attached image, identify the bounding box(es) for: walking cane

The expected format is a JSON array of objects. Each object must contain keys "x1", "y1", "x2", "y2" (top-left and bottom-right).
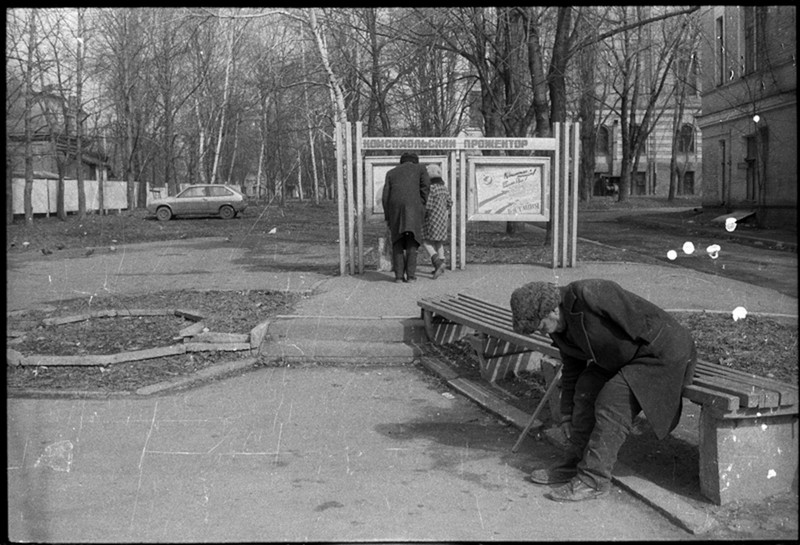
[{"x1": 511, "y1": 363, "x2": 562, "y2": 453}]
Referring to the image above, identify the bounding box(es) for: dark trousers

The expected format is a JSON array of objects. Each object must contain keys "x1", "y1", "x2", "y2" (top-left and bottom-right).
[
  {"x1": 568, "y1": 365, "x2": 641, "y2": 490},
  {"x1": 392, "y1": 232, "x2": 419, "y2": 281}
]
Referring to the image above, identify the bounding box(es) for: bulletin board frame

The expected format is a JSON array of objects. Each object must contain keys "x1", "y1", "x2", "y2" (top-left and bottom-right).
[
  {"x1": 467, "y1": 156, "x2": 551, "y2": 222},
  {"x1": 364, "y1": 155, "x2": 448, "y2": 219}
]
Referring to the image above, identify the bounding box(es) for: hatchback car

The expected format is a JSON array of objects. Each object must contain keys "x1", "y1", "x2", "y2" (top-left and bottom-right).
[{"x1": 147, "y1": 184, "x2": 248, "y2": 221}]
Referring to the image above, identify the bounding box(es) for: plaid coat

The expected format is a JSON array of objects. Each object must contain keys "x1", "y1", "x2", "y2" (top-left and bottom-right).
[{"x1": 423, "y1": 180, "x2": 453, "y2": 241}]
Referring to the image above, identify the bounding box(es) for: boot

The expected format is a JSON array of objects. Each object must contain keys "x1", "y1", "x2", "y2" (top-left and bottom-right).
[
  {"x1": 432, "y1": 256, "x2": 445, "y2": 279},
  {"x1": 528, "y1": 455, "x2": 580, "y2": 485},
  {"x1": 392, "y1": 245, "x2": 405, "y2": 282},
  {"x1": 405, "y1": 247, "x2": 418, "y2": 281}
]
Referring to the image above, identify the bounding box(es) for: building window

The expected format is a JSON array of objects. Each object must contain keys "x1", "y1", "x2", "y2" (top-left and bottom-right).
[
  {"x1": 595, "y1": 125, "x2": 610, "y2": 155},
  {"x1": 678, "y1": 124, "x2": 695, "y2": 153},
  {"x1": 743, "y1": 6, "x2": 767, "y2": 74},
  {"x1": 716, "y1": 16, "x2": 725, "y2": 86}
]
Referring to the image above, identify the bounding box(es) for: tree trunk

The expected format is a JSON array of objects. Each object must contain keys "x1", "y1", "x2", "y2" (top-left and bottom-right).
[
  {"x1": 227, "y1": 112, "x2": 240, "y2": 185},
  {"x1": 194, "y1": 95, "x2": 207, "y2": 184},
  {"x1": 548, "y1": 7, "x2": 572, "y2": 124},
  {"x1": 525, "y1": 16, "x2": 551, "y2": 138},
  {"x1": 125, "y1": 94, "x2": 136, "y2": 210},
  {"x1": 23, "y1": 10, "x2": 35, "y2": 224},
  {"x1": 6, "y1": 157, "x2": 13, "y2": 224},
  {"x1": 308, "y1": 9, "x2": 348, "y2": 126},
  {"x1": 211, "y1": 18, "x2": 234, "y2": 185},
  {"x1": 310, "y1": 130, "x2": 320, "y2": 205},
  {"x1": 98, "y1": 131, "x2": 106, "y2": 214},
  {"x1": 297, "y1": 151, "x2": 304, "y2": 201},
  {"x1": 76, "y1": 11, "x2": 86, "y2": 219},
  {"x1": 577, "y1": 17, "x2": 598, "y2": 202},
  {"x1": 57, "y1": 176, "x2": 66, "y2": 220},
  {"x1": 256, "y1": 139, "x2": 265, "y2": 200}
]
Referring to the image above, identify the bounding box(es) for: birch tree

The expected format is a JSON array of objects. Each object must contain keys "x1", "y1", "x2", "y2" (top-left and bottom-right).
[{"x1": 23, "y1": 10, "x2": 37, "y2": 223}]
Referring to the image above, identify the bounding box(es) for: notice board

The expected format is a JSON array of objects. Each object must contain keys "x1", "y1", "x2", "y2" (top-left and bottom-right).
[
  {"x1": 364, "y1": 156, "x2": 447, "y2": 219},
  {"x1": 467, "y1": 156, "x2": 550, "y2": 221}
]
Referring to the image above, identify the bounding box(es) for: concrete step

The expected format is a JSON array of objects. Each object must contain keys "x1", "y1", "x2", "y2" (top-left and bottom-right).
[
  {"x1": 258, "y1": 316, "x2": 427, "y2": 365},
  {"x1": 260, "y1": 339, "x2": 421, "y2": 365},
  {"x1": 266, "y1": 316, "x2": 427, "y2": 343}
]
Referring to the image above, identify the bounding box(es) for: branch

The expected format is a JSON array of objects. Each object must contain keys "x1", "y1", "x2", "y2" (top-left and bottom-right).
[{"x1": 576, "y1": 6, "x2": 699, "y2": 51}]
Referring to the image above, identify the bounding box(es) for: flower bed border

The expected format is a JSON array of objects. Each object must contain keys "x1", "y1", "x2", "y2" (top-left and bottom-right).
[{"x1": 6, "y1": 308, "x2": 263, "y2": 368}]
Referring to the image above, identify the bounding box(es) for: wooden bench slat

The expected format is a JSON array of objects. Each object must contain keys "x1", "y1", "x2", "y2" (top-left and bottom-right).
[
  {"x1": 456, "y1": 294, "x2": 517, "y2": 323},
  {"x1": 438, "y1": 294, "x2": 514, "y2": 324},
  {"x1": 420, "y1": 303, "x2": 559, "y2": 358},
  {"x1": 682, "y1": 384, "x2": 740, "y2": 412},
  {"x1": 693, "y1": 366, "x2": 789, "y2": 408},
  {"x1": 694, "y1": 361, "x2": 798, "y2": 405},
  {"x1": 428, "y1": 297, "x2": 513, "y2": 329},
  {"x1": 690, "y1": 375, "x2": 774, "y2": 408},
  {"x1": 426, "y1": 294, "x2": 540, "y2": 337}
]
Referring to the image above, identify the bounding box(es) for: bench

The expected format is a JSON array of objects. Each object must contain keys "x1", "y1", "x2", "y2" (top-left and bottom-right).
[{"x1": 418, "y1": 293, "x2": 799, "y2": 505}]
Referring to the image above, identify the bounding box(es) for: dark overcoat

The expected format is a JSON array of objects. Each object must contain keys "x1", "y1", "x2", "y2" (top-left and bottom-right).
[
  {"x1": 382, "y1": 162, "x2": 430, "y2": 245},
  {"x1": 550, "y1": 279, "x2": 697, "y2": 439}
]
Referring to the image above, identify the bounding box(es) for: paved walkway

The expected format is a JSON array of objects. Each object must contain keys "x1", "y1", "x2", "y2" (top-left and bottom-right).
[{"x1": 6, "y1": 232, "x2": 798, "y2": 541}]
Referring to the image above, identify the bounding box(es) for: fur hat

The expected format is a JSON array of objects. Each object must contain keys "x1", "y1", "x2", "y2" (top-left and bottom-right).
[
  {"x1": 426, "y1": 164, "x2": 442, "y2": 178},
  {"x1": 510, "y1": 282, "x2": 561, "y2": 334},
  {"x1": 400, "y1": 152, "x2": 419, "y2": 164}
]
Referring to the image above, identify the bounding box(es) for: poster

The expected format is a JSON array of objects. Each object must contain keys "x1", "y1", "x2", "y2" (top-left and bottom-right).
[
  {"x1": 365, "y1": 156, "x2": 447, "y2": 219},
  {"x1": 468, "y1": 157, "x2": 550, "y2": 221}
]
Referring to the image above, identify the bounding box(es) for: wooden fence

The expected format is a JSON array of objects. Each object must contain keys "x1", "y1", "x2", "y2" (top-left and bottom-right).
[{"x1": 10, "y1": 179, "x2": 154, "y2": 215}]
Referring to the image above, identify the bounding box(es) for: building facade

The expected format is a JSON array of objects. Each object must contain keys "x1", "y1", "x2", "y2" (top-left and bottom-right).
[
  {"x1": 6, "y1": 89, "x2": 111, "y2": 182},
  {"x1": 696, "y1": 5, "x2": 796, "y2": 228}
]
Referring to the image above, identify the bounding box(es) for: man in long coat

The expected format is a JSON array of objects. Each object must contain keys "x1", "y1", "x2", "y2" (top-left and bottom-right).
[
  {"x1": 510, "y1": 279, "x2": 697, "y2": 502},
  {"x1": 382, "y1": 152, "x2": 430, "y2": 282}
]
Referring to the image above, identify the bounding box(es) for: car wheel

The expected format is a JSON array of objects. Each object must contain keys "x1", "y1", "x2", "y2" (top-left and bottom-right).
[
  {"x1": 156, "y1": 206, "x2": 173, "y2": 221},
  {"x1": 219, "y1": 205, "x2": 235, "y2": 220}
]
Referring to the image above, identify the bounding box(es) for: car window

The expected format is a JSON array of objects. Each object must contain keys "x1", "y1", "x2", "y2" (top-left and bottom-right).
[
  {"x1": 208, "y1": 186, "x2": 233, "y2": 197},
  {"x1": 180, "y1": 187, "x2": 208, "y2": 198}
]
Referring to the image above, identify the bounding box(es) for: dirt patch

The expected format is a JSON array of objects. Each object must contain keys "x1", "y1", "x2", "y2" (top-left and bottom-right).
[{"x1": 6, "y1": 290, "x2": 300, "y2": 394}]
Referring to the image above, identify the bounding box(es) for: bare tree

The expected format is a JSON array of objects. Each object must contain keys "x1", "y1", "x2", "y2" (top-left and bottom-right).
[
  {"x1": 74, "y1": 9, "x2": 86, "y2": 218},
  {"x1": 668, "y1": 24, "x2": 701, "y2": 202},
  {"x1": 23, "y1": 10, "x2": 37, "y2": 224},
  {"x1": 5, "y1": 9, "x2": 37, "y2": 223},
  {"x1": 150, "y1": 8, "x2": 198, "y2": 195},
  {"x1": 601, "y1": 6, "x2": 690, "y2": 200},
  {"x1": 94, "y1": 8, "x2": 153, "y2": 210}
]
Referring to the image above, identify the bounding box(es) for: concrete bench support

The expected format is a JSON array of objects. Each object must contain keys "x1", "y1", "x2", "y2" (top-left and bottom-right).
[{"x1": 699, "y1": 408, "x2": 798, "y2": 505}]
